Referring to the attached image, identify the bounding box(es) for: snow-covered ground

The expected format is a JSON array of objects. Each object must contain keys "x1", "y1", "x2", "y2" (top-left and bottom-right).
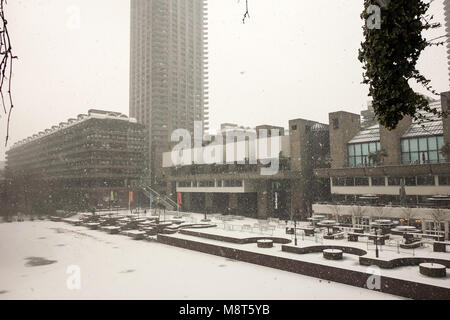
[{"x1": 0, "y1": 220, "x2": 402, "y2": 300}]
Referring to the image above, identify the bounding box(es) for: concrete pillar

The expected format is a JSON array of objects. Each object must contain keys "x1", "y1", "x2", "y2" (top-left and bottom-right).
[
  {"x1": 441, "y1": 92, "x2": 450, "y2": 146},
  {"x1": 183, "y1": 193, "x2": 192, "y2": 212},
  {"x1": 257, "y1": 189, "x2": 270, "y2": 219},
  {"x1": 229, "y1": 193, "x2": 238, "y2": 210},
  {"x1": 380, "y1": 116, "x2": 412, "y2": 165},
  {"x1": 205, "y1": 193, "x2": 214, "y2": 212},
  {"x1": 422, "y1": 220, "x2": 427, "y2": 234},
  {"x1": 352, "y1": 215, "x2": 357, "y2": 228},
  {"x1": 328, "y1": 112, "x2": 361, "y2": 169},
  {"x1": 445, "y1": 221, "x2": 449, "y2": 240}
]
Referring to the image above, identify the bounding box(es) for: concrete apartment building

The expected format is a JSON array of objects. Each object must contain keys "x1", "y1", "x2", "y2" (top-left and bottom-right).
[
  {"x1": 162, "y1": 120, "x2": 330, "y2": 220},
  {"x1": 313, "y1": 92, "x2": 450, "y2": 239},
  {"x1": 5, "y1": 110, "x2": 148, "y2": 214},
  {"x1": 130, "y1": 0, "x2": 208, "y2": 189}
]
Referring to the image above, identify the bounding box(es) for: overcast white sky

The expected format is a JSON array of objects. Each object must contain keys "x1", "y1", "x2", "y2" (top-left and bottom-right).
[{"x1": 0, "y1": 0, "x2": 448, "y2": 160}]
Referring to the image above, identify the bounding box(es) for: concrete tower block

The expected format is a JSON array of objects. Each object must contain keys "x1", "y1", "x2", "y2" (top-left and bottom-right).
[
  {"x1": 441, "y1": 91, "x2": 450, "y2": 146},
  {"x1": 328, "y1": 112, "x2": 361, "y2": 169},
  {"x1": 380, "y1": 116, "x2": 412, "y2": 166}
]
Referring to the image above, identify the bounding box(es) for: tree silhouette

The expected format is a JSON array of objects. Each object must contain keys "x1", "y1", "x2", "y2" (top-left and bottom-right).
[{"x1": 0, "y1": 0, "x2": 16, "y2": 146}]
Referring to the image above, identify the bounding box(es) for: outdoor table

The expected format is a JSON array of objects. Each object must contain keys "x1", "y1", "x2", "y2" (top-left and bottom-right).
[
  {"x1": 317, "y1": 220, "x2": 339, "y2": 236},
  {"x1": 301, "y1": 228, "x2": 315, "y2": 236},
  {"x1": 85, "y1": 223, "x2": 100, "y2": 230},
  {"x1": 127, "y1": 230, "x2": 146, "y2": 240},
  {"x1": 102, "y1": 226, "x2": 121, "y2": 234}
]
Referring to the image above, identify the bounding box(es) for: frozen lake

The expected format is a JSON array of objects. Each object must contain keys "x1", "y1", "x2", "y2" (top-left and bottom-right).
[{"x1": 0, "y1": 221, "x2": 402, "y2": 300}]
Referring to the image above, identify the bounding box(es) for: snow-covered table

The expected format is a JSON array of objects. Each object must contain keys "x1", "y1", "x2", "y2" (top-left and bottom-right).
[{"x1": 102, "y1": 226, "x2": 121, "y2": 234}]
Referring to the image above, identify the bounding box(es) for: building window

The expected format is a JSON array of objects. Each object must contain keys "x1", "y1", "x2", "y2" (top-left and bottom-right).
[
  {"x1": 178, "y1": 181, "x2": 191, "y2": 188},
  {"x1": 438, "y1": 175, "x2": 450, "y2": 185},
  {"x1": 332, "y1": 118, "x2": 339, "y2": 129},
  {"x1": 345, "y1": 177, "x2": 355, "y2": 186},
  {"x1": 291, "y1": 125, "x2": 297, "y2": 131},
  {"x1": 371, "y1": 177, "x2": 385, "y2": 186},
  {"x1": 332, "y1": 177, "x2": 346, "y2": 186},
  {"x1": 198, "y1": 180, "x2": 215, "y2": 188},
  {"x1": 405, "y1": 177, "x2": 416, "y2": 186},
  {"x1": 355, "y1": 177, "x2": 369, "y2": 186},
  {"x1": 416, "y1": 176, "x2": 435, "y2": 186},
  {"x1": 348, "y1": 141, "x2": 381, "y2": 167},
  {"x1": 401, "y1": 135, "x2": 445, "y2": 165},
  {"x1": 224, "y1": 180, "x2": 243, "y2": 187},
  {"x1": 388, "y1": 177, "x2": 402, "y2": 186}
]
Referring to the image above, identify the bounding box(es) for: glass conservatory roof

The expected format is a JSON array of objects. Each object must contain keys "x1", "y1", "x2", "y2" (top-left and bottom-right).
[
  {"x1": 402, "y1": 102, "x2": 444, "y2": 138},
  {"x1": 348, "y1": 124, "x2": 380, "y2": 144}
]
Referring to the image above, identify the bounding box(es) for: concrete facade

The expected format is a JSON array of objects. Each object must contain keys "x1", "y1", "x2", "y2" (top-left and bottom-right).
[{"x1": 328, "y1": 111, "x2": 361, "y2": 169}]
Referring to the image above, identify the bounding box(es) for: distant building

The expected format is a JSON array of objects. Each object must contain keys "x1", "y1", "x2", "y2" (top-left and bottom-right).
[
  {"x1": 313, "y1": 91, "x2": 450, "y2": 239},
  {"x1": 162, "y1": 120, "x2": 329, "y2": 220},
  {"x1": 360, "y1": 102, "x2": 377, "y2": 128},
  {"x1": 129, "y1": 0, "x2": 209, "y2": 189},
  {"x1": 5, "y1": 110, "x2": 148, "y2": 214},
  {"x1": 0, "y1": 161, "x2": 5, "y2": 180}
]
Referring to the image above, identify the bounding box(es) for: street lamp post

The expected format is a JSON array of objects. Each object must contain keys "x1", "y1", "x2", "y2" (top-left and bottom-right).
[
  {"x1": 375, "y1": 227, "x2": 379, "y2": 258},
  {"x1": 294, "y1": 218, "x2": 298, "y2": 246}
]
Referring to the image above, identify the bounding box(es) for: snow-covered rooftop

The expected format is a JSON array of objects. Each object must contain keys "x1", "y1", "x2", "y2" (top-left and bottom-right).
[
  {"x1": 9, "y1": 109, "x2": 137, "y2": 151},
  {"x1": 349, "y1": 124, "x2": 380, "y2": 144},
  {"x1": 349, "y1": 101, "x2": 444, "y2": 144},
  {"x1": 402, "y1": 102, "x2": 444, "y2": 138}
]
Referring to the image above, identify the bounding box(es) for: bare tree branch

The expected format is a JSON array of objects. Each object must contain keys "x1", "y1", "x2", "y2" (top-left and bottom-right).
[
  {"x1": 242, "y1": 0, "x2": 250, "y2": 24},
  {"x1": 0, "y1": 0, "x2": 16, "y2": 147}
]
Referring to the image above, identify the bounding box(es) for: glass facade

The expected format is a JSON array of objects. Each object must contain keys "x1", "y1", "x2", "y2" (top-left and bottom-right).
[
  {"x1": 401, "y1": 136, "x2": 445, "y2": 164},
  {"x1": 348, "y1": 141, "x2": 381, "y2": 167}
]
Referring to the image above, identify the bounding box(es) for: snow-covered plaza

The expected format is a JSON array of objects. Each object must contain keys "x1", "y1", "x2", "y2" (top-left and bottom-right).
[{"x1": 0, "y1": 216, "x2": 406, "y2": 300}]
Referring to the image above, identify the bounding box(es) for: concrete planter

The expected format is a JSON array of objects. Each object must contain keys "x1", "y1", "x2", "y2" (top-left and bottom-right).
[
  {"x1": 419, "y1": 263, "x2": 447, "y2": 278},
  {"x1": 323, "y1": 249, "x2": 343, "y2": 260}
]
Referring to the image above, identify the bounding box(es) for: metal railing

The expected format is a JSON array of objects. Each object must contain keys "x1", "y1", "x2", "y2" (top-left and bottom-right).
[{"x1": 139, "y1": 184, "x2": 178, "y2": 212}]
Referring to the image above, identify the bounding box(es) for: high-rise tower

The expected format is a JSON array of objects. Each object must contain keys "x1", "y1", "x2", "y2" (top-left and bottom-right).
[
  {"x1": 130, "y1": 0, "x2": 209, "y2": 186},
  {"x1": 445, "y1": 0, "x2": 450, "y2": 84}
]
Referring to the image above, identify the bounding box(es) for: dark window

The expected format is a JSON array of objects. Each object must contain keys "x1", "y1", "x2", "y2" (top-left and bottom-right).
[
  {"x1": 405, "y1": 177, "x2": 416, "y2": 186},
  {"x1": 438, "y1": 175, "x2": 450, "y2": 186},
  {"x1": 388, "y1": 177, "x2": 402, "y2": 186},
  {"x1": 332, "y1": 118, "x2": 339, "y2": 129},
  {"x1": 332, "y1": 177, "x2": 346, "y2": 186},
  {"x1": 291, "y1": 125, "x2": 297, "y2": 131},
  {"x1": 345, "y1": 177, "x2": 355, "y2": 186},
  {"x1": 416, "y1": 176, "x2": 435, "y2": 186},
  {"x1": 355, "y1": 177, "x2": 369, "y2": 186},
  {"x1": 371, "y1": 177, "x2": 385, "y2": 186}
]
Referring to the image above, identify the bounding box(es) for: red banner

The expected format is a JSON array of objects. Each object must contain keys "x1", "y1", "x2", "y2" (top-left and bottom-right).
[
  {"x1": 129, "y1": 191, "x2": 134, "y2": 203},
  {"x1": 177, "y1": 192, "x2": 183, "y2": 205}
]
